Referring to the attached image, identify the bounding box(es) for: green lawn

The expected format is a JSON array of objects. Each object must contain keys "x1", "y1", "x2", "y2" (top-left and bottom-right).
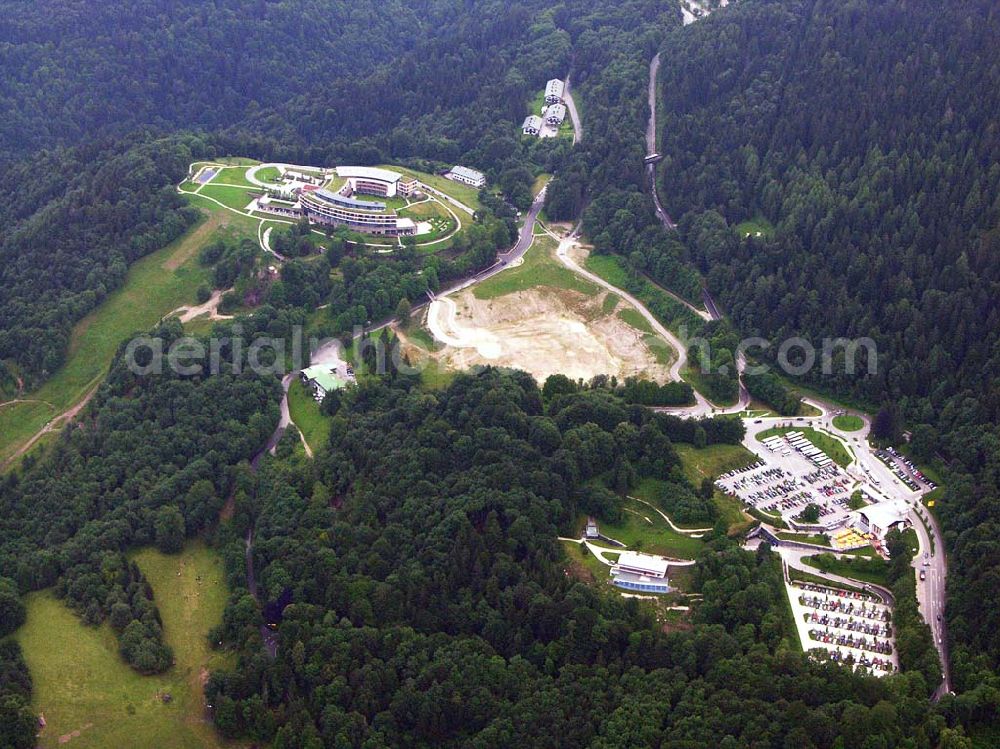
[
  {"x1": 602, "y1": 292, "x2": 620, "y2": 315},
  {"x1": 398, "y1": 199, "x2": 449, "y2": 220},
  {"x1": 747, "y1": 505, "x2": 789, "y2": 529},
  {"x1": 734, "y1": 216, "x2": 775, "y2": 240},
  {"x1": 618, "y1": 307, "x2": 653, "y2": 334},
  {"x1": 673, "y1": 443, "x2": 757, "y2": 486},
  {"x1": 582, "y1": 255, "x2": 718, "y2": 404},
  {"x1": 472, "y1": 235, "x2": 597, "y2": 300},
  {"x1": 287, "y1": 378, "x2": 332, "y2": 453},
  {"x1": 16, "y1": 543, "x2": 235, "y2": 749},
  {"x1": 584, "y1": 253, "x2": 632, "y2": 289},
  {"x1": 669, "y1": 444, "x2": 757, "y2": 532},
  {"x1": 377, "y1": 165, "x2": 481, "y2": 212},
  {"x1": 212, "y1": 156, "x2": 260, "y2": 167},
  {"x1": 253, "y1": 166, "x2": 281, "y2": 183},
  {"x1": 680, "y1": 364, "x2": 739, "y2": 408},
  {"x1": 532, "y1": 173, "x2": 553, "y2": 195},
  {"x1": 755, "y1": 425, "x2": 853, "y2": 468},
  {"x1": 799, "y1": 401, "x2": 823, "y2": 417},
  {"x1": 714, "y1": 493, "x2": 751, "y2": 533},
  {"x1": 206, "y1": 166, "x2": 256, "y2": 188},
  {"x1": 770, "y1": 371, "x2": 875, "y2": 416},
  {"x1": 558, "y1": 113, "x2": 575, "y2": 139},
  {"x1": 787, "y1": 565, "x2": 864, "y2": 594},
  {"x1": 595, "y1": 498, "x2": 705, "y2": 558},
  {"x1": 402, "y1": 325, "x2": 443, "y2": 352},
  {"x1": 351, "y1": 192, "x2": 408, "y2": 211},
  {"x1": 197, "y1": 184, "x2": 262, "y2": 212},
  {"x1": 832, "y1": 414, "x2": 864, "y2": 432},
  {"x1": 419, "y1": 362, "x2": 458, "y2": 390},
  {"x1": 528, "y1": 90, "x2": 546, "y2": 117},
  {"x1": 562, "y1": 540, "x2": 612, "y2": 589},
  {"x1": 184, "y1": 194, "x2": 287, "y2": 239},
  {"x1": 0, "y1": 211, "x2": 235, "y2": 465},
  {"x1": 801, "y1": 552, "x2": 891, "y2": 588},
  {"x1": 777, "y1": 531, "x2": 830, "y2": 546}
]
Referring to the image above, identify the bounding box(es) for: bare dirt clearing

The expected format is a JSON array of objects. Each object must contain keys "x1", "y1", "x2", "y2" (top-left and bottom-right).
[{"x1": 427, "y1": 284, "x2": 672, "y2": 384}]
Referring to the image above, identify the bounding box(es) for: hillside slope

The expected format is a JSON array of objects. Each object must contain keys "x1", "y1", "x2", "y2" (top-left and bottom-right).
[{"x1": 654, "y1": 0, "x2": 1000, "y2": 689}]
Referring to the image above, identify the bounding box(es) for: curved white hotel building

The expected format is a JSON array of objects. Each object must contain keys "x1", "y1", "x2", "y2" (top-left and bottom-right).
[{"x1": 298, "y1": 189, "x2": 416, "y2": 236}]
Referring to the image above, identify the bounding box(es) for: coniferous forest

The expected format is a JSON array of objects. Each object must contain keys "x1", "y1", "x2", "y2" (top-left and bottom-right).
[
  {"x1": 652, "y1": 0, "x2": 1000, "y2": 697},
  {"x1": 1, "y1": 0, "x2": 1000, "y2": 747}
]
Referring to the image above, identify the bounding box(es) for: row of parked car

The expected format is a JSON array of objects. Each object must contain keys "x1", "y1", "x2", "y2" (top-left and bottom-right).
[{"x1": 884, "y1": 446, "x2": 937, "y2": 490}]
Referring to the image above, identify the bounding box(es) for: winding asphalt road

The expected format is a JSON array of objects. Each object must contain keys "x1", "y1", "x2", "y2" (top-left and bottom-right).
[{"x1": 645, "y1": 42, "x2": 948, "y2": 689}]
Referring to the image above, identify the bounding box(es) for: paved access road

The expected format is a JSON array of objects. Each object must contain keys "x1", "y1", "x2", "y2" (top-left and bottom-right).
[
  {"x1": 564, "y1": 76, "x2": 583, "y2": 145},
  {"x1": 646, "y1": 54, "x2": 676, "y2": 230},
  {"x1": 742, "y1": 401, "x2": 951, "y2": 693}
]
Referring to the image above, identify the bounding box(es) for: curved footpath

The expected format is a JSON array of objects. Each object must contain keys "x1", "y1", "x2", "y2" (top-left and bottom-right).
[{"x1": 629, "y1": 495, "x2": 711, "y2": 536}]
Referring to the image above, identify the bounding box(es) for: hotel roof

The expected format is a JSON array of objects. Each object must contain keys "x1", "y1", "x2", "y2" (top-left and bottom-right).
[
  {"x1": 313, "y1": 189, "x2": 386, "y2": 212},
  {"x1": 335, "y1": 165, "x2": 402, "y2": 184},
  {"x1": 450, "y1": 165, "x2": 485, "y2": 181}
]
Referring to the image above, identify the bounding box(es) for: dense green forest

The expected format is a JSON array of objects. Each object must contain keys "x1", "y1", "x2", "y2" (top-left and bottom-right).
[
  {"x1": 0, "y1": 136, "x2": 204, "y2": 384},
  {"x1": 0, "y1": 318, "x2": 282, "y2": 678},
  {"x1": 201, "y1": 368, "x2": 954, "y2": 747},
  {"x1": 650, "y1": 0, "x2": 1000, "y2": 698},
  {"x1": 0, "y1": 0, "x2": 467, "y2": 162}
]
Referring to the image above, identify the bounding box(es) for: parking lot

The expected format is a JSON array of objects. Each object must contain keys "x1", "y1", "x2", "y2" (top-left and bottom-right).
[
  {"x1": 786, "y1": 580, "x2": 898, "y2": 676},
  {"x1": 716, "y1": 432, "x2": 859, "y2": 529},
  {"x1": 876, "y1": 446, "x2": 936, "y2": 492}
]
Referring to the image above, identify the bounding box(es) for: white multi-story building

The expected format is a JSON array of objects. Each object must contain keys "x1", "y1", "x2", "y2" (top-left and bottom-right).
[
  {"x1": 447, "y1": 165, "x2": 486, "y2": 188},
  {"x1": 299, "y1": 189, "x2": 416, "y2": 235},
  {"x1": 545, "y1": 103, "x2": 567, "y2": 126},
  {"x1": 610, "y1": 551, "x2": 671, "y2": 594},
  {"x1": 545, "y1": 78, "x2": 565, "y2": 105},
  {"x1": 335, "y1": 166, "x2": 411, "y2": 198},
  {"x1": 522, "y1": 114, "x2": 543, "y2": 135}
]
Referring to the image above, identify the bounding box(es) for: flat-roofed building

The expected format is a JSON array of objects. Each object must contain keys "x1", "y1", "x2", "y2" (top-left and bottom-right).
[
  {"x1": 299, "y1": 188, "x2": 416, "y2": 235},
  {"x1": 545, "y1": 78, "x2": 564, "y2": 105},
  {"x1": 545, "y1": 103, "x2": 567, "y2": 126},
  {"x1": 610, "y1": 551, "x2": 671, "y2": 594},
  {"x1": 615, "y1": 551, "x2": 668, "y2": 578},
  {"x1": 335, "y1": 165, "x2": 405, "y2": 197},
  {"x1": 301, "y1": 364, "x2": 346, "y2": 400},
  {"x1": 256, "y1": 196, "x2": 303, "y2": 219},
  {"x1": 446, "y1": 165, "x2": 486, "y2": 188},
  {"x1": 285, "y1": 170, "x2": 319, "y2": 184},
  {"x1": 398, "y1": 177, "x2": 420, "y2": 197},
  {"x1": 522, "y1": 114, "x2": 542, "y2": 135}
]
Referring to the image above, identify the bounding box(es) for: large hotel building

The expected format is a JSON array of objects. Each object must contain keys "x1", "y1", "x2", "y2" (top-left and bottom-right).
[
  {"x1": 259, "y1": 166, "x2": 419, "y2": 235},
  {"x1": 298, "y1": 189, "x2": 416, "y2": 236}
]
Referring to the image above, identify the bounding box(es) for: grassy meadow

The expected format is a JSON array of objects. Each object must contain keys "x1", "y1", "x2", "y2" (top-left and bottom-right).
[
  {"x1": 16, "y1": 543, "x2": 236, "y2": 749},
  {"x1": 473, "y1": 235, "x2": 597, "y2": 300}
]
